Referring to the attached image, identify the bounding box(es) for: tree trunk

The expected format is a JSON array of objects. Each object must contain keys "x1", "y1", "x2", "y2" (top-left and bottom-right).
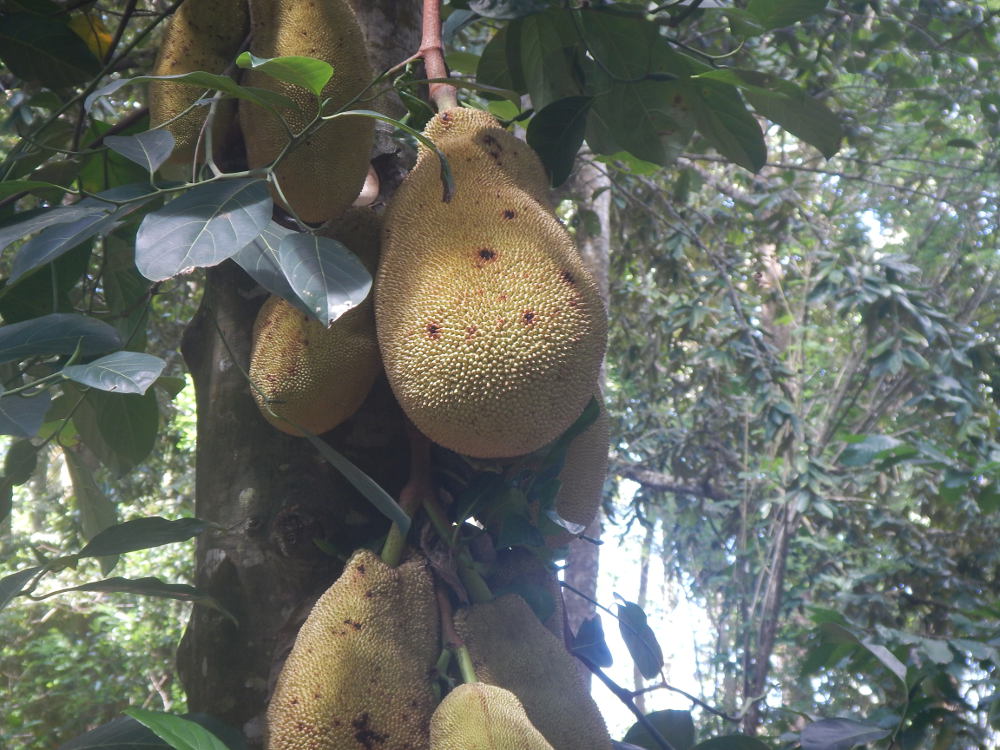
[{"x1": 176, "y1": 6, "x2": 420, "y2": 745}]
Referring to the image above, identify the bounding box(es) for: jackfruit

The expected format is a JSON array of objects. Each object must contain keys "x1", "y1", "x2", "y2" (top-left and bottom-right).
[
  {"x1": 266, "y1": 549, "x2": 439, "y2": 750},
  {"x1": 485, "y1": 547, "x2": 564, "y2": 638},
  {"x1": 431, "y1": 683, "x2": 556, "y2": 750},
  {"x1": 376, "y1": 108, "x2": 607, "y2": 459},
  {"x1": 148, "y1": 0, "x2": 248, "y2": 166},
  {"x1": 454, "y1": 594, "x2": 612, "y2": 750},
  {"x1": 241, "y1": 0, "x2": 375, "y2": 223},
  {"x1": 249, "y1": 208, "x2": 382, "y2": 436}
]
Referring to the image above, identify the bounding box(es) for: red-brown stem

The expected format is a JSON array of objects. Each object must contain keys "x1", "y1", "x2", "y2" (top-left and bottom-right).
[
  {"x1": 381, "y1": 423, "x2": 433, "y2": 566},
  {"x1": 420, "y1": 0, "x2": 458, "y2": 111}
]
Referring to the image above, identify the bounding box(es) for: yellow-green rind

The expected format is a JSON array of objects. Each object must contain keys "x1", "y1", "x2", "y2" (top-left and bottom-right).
[
  {"x1": 376, "y1": 110, "x2": 607, "y2": 458},
  {"x1": 250, "y1": 208, "x2": 382, "y2": 436},
  {"x1": 454, "y1": 595, "x2": 613, "y2": 750},
  {"x1": 431, "y1": 683, "x2": 556, "y2": 750},
  {"x1": 149, "y1": 0, "x2": 248, "y2": 166},
  {"x1": 241, "y1": 0, "x2": 375, "y2": 224},
  {"x1": 265, "y1": 549, "x2": 439, "y2": 750}
]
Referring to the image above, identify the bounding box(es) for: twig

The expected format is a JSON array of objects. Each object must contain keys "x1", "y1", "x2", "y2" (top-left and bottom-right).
[{"x1": 419, "y1": 0, "x2": 457, "y2": 111}]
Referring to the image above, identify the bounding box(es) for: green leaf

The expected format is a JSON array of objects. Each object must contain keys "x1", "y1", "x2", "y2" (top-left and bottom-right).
[
  {"x1": 0, "y1": 204, "x2": 110, "y2": 255},
  {"x1": 572, "y1": 614, "x2": 613, "y2": 667},
  {"x1": 134, "y1": 179, "x2": 272, "y2": 282},
  {"x1": 0, "y1": 179, "x2": 71, "y2": 199},
  {"x1": 79, "y1": 516, "x2": 210, "y2": 557},
  {"x1": 617, "y1": 598, "x2": 664, "y2": 678},
  {"x1": 236, "y1": 52, "x2": 332, "y2": 97},
  {"x1": 512, "y1": 10, "x2": 581, "y2": 110},
  {"x1": 276, "y1": 233, "x2": 372, "y2": 326},
  {"x1": 63, "y1": 446, "x2": 118, "y2": 574},
  {"x1": 86, "y1": 72, "x2": 296, "y2": 113},
  {"x1": 838, "y1": 434, "x2": 905, "y2": 467},
  {"x1": 232, "y1": 222, "x2": 302, "y2": 308},
  {"x1": 73, "y1": 389, "x2": 159, "y2": 475},
  {"x1": 920, "y1": 638, "x2": 954, "y2": 665},
  {"x1": 0, "y1": 241, "x2": 92, "y2": 324},
  {"x1": 691, "y1": 737, "x2": 772, "y2": 750},
  {"x1": 577, "y1": 7, "x2": 662, "y2": 80},
  {"x1": 0, "y1": 392, "x2": 52, "y2": 438},
  {"x1": 746, "y1": 0, "x2": 829, "y2": 30},
  {"x1": 125, "y1": 709, "x2": 232, "y2": 750},
  {"x1": 0, "y1": 566, "x2": 41, "y2": 612},
  {"x1": 4, "y1": 439, "x2": 37, "y2": 485},
  {"x1": 526, "y1": 96, "x2": 592, "y2": 187},
  {"x1": 104, "y1": 130, "x2": 177, "y2": 173},
  {"x1": 0, "y1": 13, "x2": 100, "y2": 89},
  {"x1": 624, "y1": 710, "x2": 696, "y2": 750},
  {"x1": 71, "y1": 578, "x2": 235, "y2": 623},
  {"x1": 468, "y1": 0, "x2": 550, "y2": 19},
  {"x1": 799, "y1": 718, "x2": 891, "y2": 750},
  {"x1": 303, "y1": 434, "x2": 410, "y2": 533},
  {"x1": 62, "y1": 351, "x2": 166, "y2": 395},
  {"x1": 683, "y1": 80, "x2": 766, "y2": 171},
  {"x1": 476, "y1": 25, "x2": 523, "y2": 99}
]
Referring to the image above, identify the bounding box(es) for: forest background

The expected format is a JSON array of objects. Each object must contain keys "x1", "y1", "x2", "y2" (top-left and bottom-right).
[{"x1": 0, "y1": 0, "x2": 998, "y2": 749}]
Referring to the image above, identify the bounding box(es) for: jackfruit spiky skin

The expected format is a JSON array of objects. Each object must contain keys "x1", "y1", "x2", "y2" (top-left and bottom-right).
[
  {"x1": 431, "y1": 683, "x2": 556, "y2": 750},
  {"x1": 149, "y1": 0, "x2": 248, "y2": 166},
  {"x1": 266, "y1": 549, "x2": 439, "y2": 750},
  {"x1": 376, "y1": 109, "x2": 608, "y2": 459},
  {"x1": 454, "y1": 595, "x2": 612, "y2": 750},
  {"x1": 547, "y1": 400, "x2": 609, "y2": 545},
  {"x1": 249, "y1": 208, "x2": 382, "y2": 436},
  {"x1": 241, "y1": 0, "x2": 375, "y2": 224}
]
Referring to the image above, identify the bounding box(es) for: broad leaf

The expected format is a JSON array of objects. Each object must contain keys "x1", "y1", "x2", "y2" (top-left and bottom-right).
[
  {"x1": 125, "y1": 709, "x2": 233, "y2": 750},
  {"x1": 58, "y1": 713, "x2": 246, "y2": 750},
  {"x1": 63, "y1": 446, "x2": 118, "y2": 574},
  {"x1": 79, "y1": 516, "x2": 210, "y2": 557},
  {"x1": 86, "y1": 72, "x2": 296, "y2": 113},
  {"x1": 684, "y1": 80, "x2": 766, "y2": 172},
  {"x1": 0, "y1": 391, "x2": 52, "y2": 438},
  {"x1": 231, "y1": 222, "x2": 301, "y2": 305},
  {"x1": 0, "y1": 204, "x2": 109, "y2": 255},
  {"x1": 0, "y1": 179, "x2": 71, "y2": 199},
  {"x1": 799, "y1": 718, "x2": 891, "y2": 750},
  {"x1": 73, "y1": 389, "x2": 159, "y2": 475},
  {"x1": 0, "y1": 313, "x2": 122, "y2": 364},
  {"x1": 62, "y1": 351, "x2": 166, "y2": 395},
  {"x1": 8, "y1": 183, "x2": 158, "y2": 284},
  {"x1": 276, "y1": 233, "x2": 372, "y2": 326},
  {"x1": 105, "y1": 130, "x2": 176, "y2": 173},
  {"x1": 512, "y1": 10, "x2": 581, "y2": 111},
  {"x1": 0, "y1": 12, "x2": 100, "y2": 89},
  {"x1": 526, "y1": 96, "x2": 592, "y2": 187},
  {"x1": 691, "y1": 738, "x2": 772, "y2": 750},
  {"x1": 135, "y1": 178, "x2": 272, "y2": 281},
  {"x1": 746, "y1": 0, "x2": 829, "y2": 30},
  {"x1": 469, "y1": 0, "x2": 551, "y2": 19},
  {"x1": 236, "y1": 53, "x2": 332, "y2": 96},
  {"x1": 68, "y1": 577, "x2": 235, "y2": 622},
  {"x1": 617, "y1": 598, "x2": 664, "y2": 678},
  {"x1": 0, "y1": 566, "x2": 41, "y2": 612},
  {"x1": 4, "y1": 439, "x2": 38, "y2": 485},
  {"x1": 624, "y1": 710, "x2": 696, "y2": 750}
]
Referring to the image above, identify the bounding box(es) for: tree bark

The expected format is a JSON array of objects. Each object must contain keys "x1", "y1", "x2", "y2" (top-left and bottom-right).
[{"x1": 176, "y1": 5, "x2": 420, "y2": 745}]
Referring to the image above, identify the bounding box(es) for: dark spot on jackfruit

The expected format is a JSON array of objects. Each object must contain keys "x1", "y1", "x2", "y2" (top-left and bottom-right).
[
  {"x1": 427, "y1": 322, "x2": 442, "y2": 339},
  {"x1": 357, "y1": 563, "x2": 366, "y2": 574},
  {"x1": 476, "y1": 247, "x2": 497, "y2": 266},
  {"x1": 352, "y1": 713, "x2": 387, "y2": 750},
  {"x1": 560, "y1": 270, "x2": 575, "y2": 285},
  {"x1": 441, "y1": 111, "x2": 453, "y2": 124},
  {"x1": 344, "y1": 619, "x2": 362, "y2": 630},
  {"x1": 503, "y1": 209, "x2": 516, "y2": 219},
  {"x1": 522, "y1": 310, "x2": 535, "y2": 325},
  {"x1": 466, "y1": 325, "x2": 477, "y2": 340}
]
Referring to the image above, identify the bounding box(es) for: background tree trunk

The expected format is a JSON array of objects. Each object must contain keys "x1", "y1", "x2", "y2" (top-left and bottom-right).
[{"x1": 176, "y1": 6, "x2": 420, "y2": 745}]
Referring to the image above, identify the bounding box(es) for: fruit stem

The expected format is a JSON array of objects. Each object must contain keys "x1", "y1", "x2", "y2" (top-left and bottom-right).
[
  {"x1": 419, "y1": 0, "x2": 458, "y2": 111},
  {"x1": 456, "y1": 551, "x2": 493, "y2": 604},
  {"x1": 381, "y1": 425, "x2": 432, "y2": 566},
  {"x1": 437, "y1": 585, "x2": 478, "y2": 684}
]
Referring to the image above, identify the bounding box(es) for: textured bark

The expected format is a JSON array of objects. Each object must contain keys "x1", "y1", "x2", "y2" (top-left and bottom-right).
[
  {"x1": 176, "y1": 5, "x2": 421, "y2": 745},
  {"x1": 561, "y1": 156, "x2": 611, "y2": 640}
]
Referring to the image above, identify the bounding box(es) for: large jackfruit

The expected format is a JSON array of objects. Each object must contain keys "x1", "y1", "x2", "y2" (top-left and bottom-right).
[
  {"x1": 431, "y1": 683, "x2": 555, "y2": 750},
  {"x1": 241, "y1": 0, "x2": 374, "y2": 223},
  {"x1": 266, "y1": 549, "x2": 439, "y2": 750},
  {"x1": 148, "y1": 0, "x2": 248, "y2": 166},
  {"x1": 454, "y1": 594, "x2": 612, "y2": 750},
  {"x1": 376, "y1": 108, "x2": 608, "y2": 459},
  {"x1": 249, "y1": 208, "x2": 381, "y2": 436}
]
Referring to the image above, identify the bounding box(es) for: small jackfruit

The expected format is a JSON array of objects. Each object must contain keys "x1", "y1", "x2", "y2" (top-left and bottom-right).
[
  {"x1": 249, "y1": 208, "x2": 382, "y2": 436},
  {"x1": 454, "y1": 594, "x2": 612, "y2": 750},
  {"x1": 148, "y1": 0, "x2": 248, "y2": 166},
  {"x1": 431, "y1": 683, "x2": 556, "y2": 750},
  {"x1": 266, "y1": 549, "x2": 440, "y2": 750},
  {"x1": 376, "y1": 108, "x2": 607, "y2": 459},
  {"x1": 241, "y1": 0, "x2": 375, "y2": 223}
]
